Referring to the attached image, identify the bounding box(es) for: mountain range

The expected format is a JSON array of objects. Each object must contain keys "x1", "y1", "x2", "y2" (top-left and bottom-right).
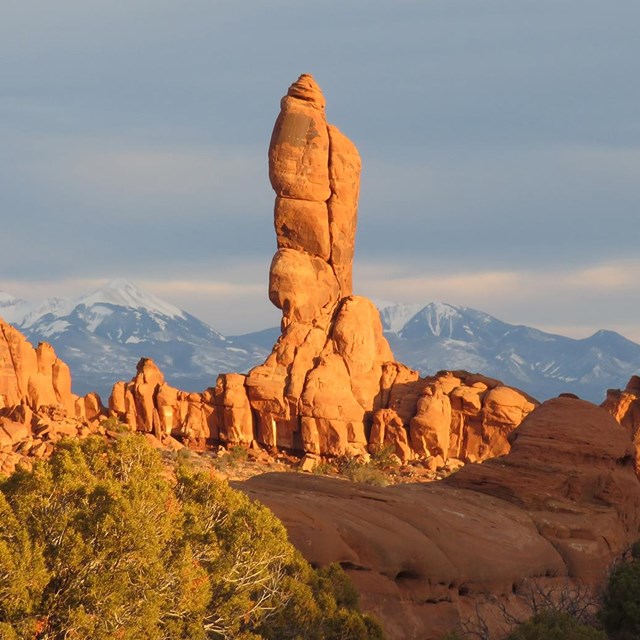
[{"x1": 1, "y1": 280, "x2": 638, "y2": 403}]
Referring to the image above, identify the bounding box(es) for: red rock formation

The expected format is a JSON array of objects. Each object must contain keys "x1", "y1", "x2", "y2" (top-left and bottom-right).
[
  {"x1": 0, "y1": 317, "x2": 109, "y2": 473},
  {"x1": 0, "y1": 318, "x2": 97, "y2": 421},
  {"x1": 224, "y1": 74, "x2": 537, "y2": 461},
  {"x1": 109, "y1": 358, "x2": 215, "y2": 445},
  {"x1": 239, "y1": 398, "x2": 640, "y2": 639},
  {"x1": 106, "y1": 74, "x2": 537, "y2": 464},
  {"x1": 242, "y1": 74, "x2": 385, "y2": 457},
  {"x1": 602, "y1": 375, "x2": 640, "y2": 470}
]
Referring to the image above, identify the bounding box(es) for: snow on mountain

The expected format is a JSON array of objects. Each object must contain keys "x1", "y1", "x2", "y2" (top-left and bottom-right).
[
  {"x1": 0, "y1": 291, "x2": 29, "y2": 324},
  {"x1": 76, "y1": 280, "x2": 186, "y2": 320},
  {"x1": 5, "y1": 283, "x2": 639, "y2": 404},
  {"x1": 375, "y1": 299, "x2": 425, "y2": 333},
  {"x1": 0, "y1": 292, "x2": 17, "y2": 304},
  {"x1": 6, "y1": 280, "x2": 270, "y2": 399},
  {"x1": 377, "y1": 301, "x2": 640, "y2": 402}
]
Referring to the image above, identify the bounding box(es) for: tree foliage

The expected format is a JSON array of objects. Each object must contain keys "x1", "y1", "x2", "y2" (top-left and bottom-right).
[
  {"x1": 0, "y1": 435, "x2": 384, "y2": 640},
  {"x1": 505, "y1": 610, "x2": 607, "y2": 640},
  {"x1": 601, "y1": 550, "x2": 640, "y2": 640}
]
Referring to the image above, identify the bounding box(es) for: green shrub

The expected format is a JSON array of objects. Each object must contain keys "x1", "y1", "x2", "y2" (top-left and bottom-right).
[
  {"x1": 99, "y1": 415, "x2": 130, "y2": 433},
  {"x1": 335, "y1": 454, "x2": 391, "y2": 487},
  {"x1": 368, "y1": 445, "x2": 400, "y2": 471},
  {"x1": 506, "y1": 610, "x2": 606, "y2": 640},
  {"x1": 0, "y1": 435, "x2": 384, "y2": 639},
  {"x1": 601, "y1": 552, "x2": 640, "y2": 639},
  {"x1": 311, "y1": 460, "x2": 336, "y2": 476}
]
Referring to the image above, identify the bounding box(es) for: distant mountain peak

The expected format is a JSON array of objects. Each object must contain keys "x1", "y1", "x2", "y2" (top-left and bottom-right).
[
  {"x1": 0, "y1": 291, "x2": 20, "y2": 304},
  {"x1": 77, "y1": 280, "x2": 186, "y2": 319}
]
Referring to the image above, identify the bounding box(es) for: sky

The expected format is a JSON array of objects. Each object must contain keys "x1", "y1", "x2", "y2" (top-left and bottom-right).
[{"x1": 1, "y1": 0, "x2": 639, "y2": 340}]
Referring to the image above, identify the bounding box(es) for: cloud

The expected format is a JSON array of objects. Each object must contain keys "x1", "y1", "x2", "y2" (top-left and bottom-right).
[
  {"x1": 63, "y1": 147, "x2": 263, "y2": 201},
  {"x1": 1, "y1": 1, "x2": 639, "y2": 342},
  {"x1": 355, "y1": 259, "x2": 640, "y2": 342},
  {"x1": 357, "y1": 143, "x2": 640, "y2": 271},
  {"x1": 3, "y1": 129, "x2": 268, "y2": 220}
]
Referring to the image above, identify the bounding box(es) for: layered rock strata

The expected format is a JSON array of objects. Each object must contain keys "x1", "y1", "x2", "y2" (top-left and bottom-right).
[{"x1": 239, "y1": 398, "x2": 640, "y2": 639}]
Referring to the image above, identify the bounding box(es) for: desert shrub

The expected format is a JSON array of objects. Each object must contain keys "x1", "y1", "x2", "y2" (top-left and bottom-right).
[
  {"x1": 311, "y1": 460, "x2": 336, "y2": 476},
  {"x1": 506, "y1": 610, "x2": 606, "y2": 640},
  {"x1": 227, "y1": 445, "x2": 249, "y2": 464},
  {"x1": 213, "y1": 445, "x2": 250, "y2": 473},
  {"x1": 344, "y1": 464, "x2": 390, "y2": 487},
  {"x1": 601, "y1": 549, "x2": 640, "y2": 639},
  {"x1": 99, "y1": 415, "x2": 130, "y2": 433},
  {"x1": 335, "y1": 455, "x2": 391, "y2": 487},
  {"x1": 368, "y1": 445, "x2": 400, "y2": 471},
  {"x1": 0, "y1": 435, "x2": 383, "y2": 639}
]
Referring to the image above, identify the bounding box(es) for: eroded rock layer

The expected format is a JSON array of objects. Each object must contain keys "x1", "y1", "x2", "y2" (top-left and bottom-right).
[{"x1": 239, "y1": 398, "x2": 640, "y2": 639}]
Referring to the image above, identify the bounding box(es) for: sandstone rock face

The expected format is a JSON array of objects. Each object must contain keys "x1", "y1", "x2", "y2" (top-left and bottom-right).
[
  {"x1": 108, "y1": 358, "x2": 216, "y2": 446},
  {"x1": 239, "y1": 398, "x2": 640, "y2": 639},
  {"x1": 602, "y1": 375, "x2": 640, "y2": 470},
  {"x1": 0, "y1": 318, "x2": 111, "y2": 471},
  {"x1": 230, "y1": 75, "x2": 538, "y2": 462}
]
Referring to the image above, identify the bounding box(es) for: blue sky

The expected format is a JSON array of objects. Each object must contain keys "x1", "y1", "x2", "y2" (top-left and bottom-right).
[{"x1": 1, "y1": 1, "x2": 639, "y2": 339}]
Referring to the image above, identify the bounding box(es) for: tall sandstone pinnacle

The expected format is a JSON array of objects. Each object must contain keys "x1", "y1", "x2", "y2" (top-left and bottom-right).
[
  {"x1": 219, "y1": 74, "x2": 538, "y2": 460},
  {"x1": 109, "y1": 74, "x2": 538, "y2": 462},
  {"x1": 245, "y1": 73, "x2": 394, "y2": 456}
]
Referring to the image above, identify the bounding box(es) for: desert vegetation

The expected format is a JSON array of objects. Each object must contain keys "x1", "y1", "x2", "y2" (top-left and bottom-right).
[
  {"x1": 0, "y1": 435, "x2": 384, "y2": 639},
  {"x1": 441, "y1": 546, "x2": 640, "y2": 639}
]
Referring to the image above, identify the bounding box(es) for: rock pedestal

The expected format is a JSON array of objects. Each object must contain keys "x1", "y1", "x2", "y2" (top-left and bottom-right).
[{"x1": 237, "y1": 74, "x2": 536, "y2": 460}]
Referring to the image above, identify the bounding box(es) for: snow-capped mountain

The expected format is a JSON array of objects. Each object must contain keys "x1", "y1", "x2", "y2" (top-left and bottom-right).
[
  {"x1": 2, "y1": 280, "x2": 270, "y2": 399},
  {"x1": 2, "y1": 282, "x2": 638, "y2": 403},
  {"x1": 377, "y1": 301, "x2": 640, "y2": 402}
]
